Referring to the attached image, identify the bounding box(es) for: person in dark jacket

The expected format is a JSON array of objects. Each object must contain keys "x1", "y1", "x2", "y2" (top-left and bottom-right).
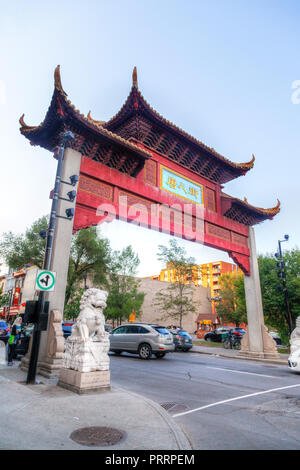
[{"x1": 7, "y1": 317, "x2": 22, "y2": 365}]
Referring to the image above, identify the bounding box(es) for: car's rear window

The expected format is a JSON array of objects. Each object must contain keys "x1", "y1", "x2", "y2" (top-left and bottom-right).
[
  {"x1": 178, "y1": 331, "x2": 191, "y2": 339},
  {"x1": 153, "y1": 327, "x2": 170, "y2": 335}
]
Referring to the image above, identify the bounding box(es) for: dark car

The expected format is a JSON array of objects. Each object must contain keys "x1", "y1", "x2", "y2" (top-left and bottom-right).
[
  {"x1": 62, "y1": 322, "x2": 112, "y2": 339},
  {"x1": 169, "y1": 329, "x2": 193, "y2": 352},
  {"x1": 269, "y1": 331, "x2": 282, "y2": 345},
  {"x1": 204, "y1": 327, "x2": 232, "y2": 342},
  {"x1": 0, "y1": 321, "x2": 10, "y2": 344}
]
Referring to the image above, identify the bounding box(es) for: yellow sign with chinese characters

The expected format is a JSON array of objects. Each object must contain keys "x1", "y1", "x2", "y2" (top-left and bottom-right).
[{"x1": 160, "y1": 166, "x2": 204, "y2": 205}]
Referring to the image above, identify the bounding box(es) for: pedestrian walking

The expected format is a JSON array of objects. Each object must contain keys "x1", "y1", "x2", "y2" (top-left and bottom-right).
[{"x1": 7, "y1": 316, "x2": 22, "y2": 366}]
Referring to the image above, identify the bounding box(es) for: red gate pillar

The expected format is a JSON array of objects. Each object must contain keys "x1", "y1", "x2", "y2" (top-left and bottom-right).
[{"x1": 240, "y1": 227, "x2": 279, "y2": 359}]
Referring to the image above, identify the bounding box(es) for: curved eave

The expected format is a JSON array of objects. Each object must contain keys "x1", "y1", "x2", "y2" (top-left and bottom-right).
[
  {"x1": 222, "y1": 192, "x2": 281, "y2": 220},
  {"x1": 104, "y1": 70, "x2": 255, "y2": 174},
  {"x1": 19, "y1": 66, "x2": 153, "y2": 162}
]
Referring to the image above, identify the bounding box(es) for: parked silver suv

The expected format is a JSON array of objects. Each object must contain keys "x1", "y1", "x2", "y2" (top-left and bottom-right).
[{"x1": 109, "y1": 323, "x2": 175, "y2": 359}]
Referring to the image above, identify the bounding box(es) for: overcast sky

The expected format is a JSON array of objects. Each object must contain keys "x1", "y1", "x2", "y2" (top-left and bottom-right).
[{"x1": 1, "y1": 0, "x2": 299, "y2": 276}]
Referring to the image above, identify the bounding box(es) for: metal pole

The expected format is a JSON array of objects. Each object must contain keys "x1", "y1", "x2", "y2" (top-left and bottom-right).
[
  {"x1": 278, "y1": 240, "x2": 293, "y2": 335},
  {"x1": 26, "y1": 131, "x2": 74, "y2": 384}
]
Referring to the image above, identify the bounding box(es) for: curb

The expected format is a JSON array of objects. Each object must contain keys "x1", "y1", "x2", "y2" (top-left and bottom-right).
[
  {"x1": 189, "y1": 348, "x2": 288, "y2": 366},
  {"x1": 115, "y1": 386, "x2": 192, "y2": 450}
]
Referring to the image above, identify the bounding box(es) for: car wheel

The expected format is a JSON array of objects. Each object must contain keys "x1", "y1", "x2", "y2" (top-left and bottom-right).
[
  {"x1": 138, "y1": 343, "x2": 152, "y2": 360},
  {"x1": 182, "y1": 348, "x2": 189, "y2": 352},
  {"x1": 155, "y1": 352, "x2": 166, "y2": 358},
  {"x1": 205, "y1": 337, "x2": 209, "y2": 341}
]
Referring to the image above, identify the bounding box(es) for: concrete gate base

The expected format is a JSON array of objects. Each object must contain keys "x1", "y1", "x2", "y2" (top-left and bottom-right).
[
  {"x1": 238, "y1": 351, "x2": 280, "y2": 360},
  {"x1": 238, "y1": 324, "x2": 280, "y2": 360}
]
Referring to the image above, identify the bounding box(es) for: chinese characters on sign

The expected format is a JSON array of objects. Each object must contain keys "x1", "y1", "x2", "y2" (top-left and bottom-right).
[{"x1": 160, "y1": 166, "x2": 203, "y2": 205}]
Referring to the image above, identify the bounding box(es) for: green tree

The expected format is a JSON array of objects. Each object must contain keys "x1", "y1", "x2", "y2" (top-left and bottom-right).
[
  {"x1": 0, "y1": 288, "x2": 9, "y2": 308},
  {"x1": 0, "y1": 216, "x2": 48, "y2": 269},
  {"x1": 0, "y1": 218, "x2": 111, "y2": 319},
  {"x1": 215, "y1": 273, "x2": 247, "y2": 327},
  {"x1": 65, "y1": 226, "x2": 111, "y2": 306},
  {"x1": 63, "y1": 288, "x2": 84, "y2": 320},
  {"x1": 154, "y1": 239, "x2": 197, "y2": 328},
  {"x1": 105, "y1": 246, "x2": 145, "y2": 327},
  {"x1": 258, "y1": 249, "x2": 300, "y2": 345}
]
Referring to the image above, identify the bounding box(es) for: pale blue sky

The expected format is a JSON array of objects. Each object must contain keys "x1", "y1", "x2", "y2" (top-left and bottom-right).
[{"x1": 0, "y1": 0, "x2": 299, "y2": 276}]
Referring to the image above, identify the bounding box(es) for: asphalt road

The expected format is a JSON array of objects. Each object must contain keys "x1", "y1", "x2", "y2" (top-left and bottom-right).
[{"x1": 109, "y1": 350, "x2": 300, "y2": 450}]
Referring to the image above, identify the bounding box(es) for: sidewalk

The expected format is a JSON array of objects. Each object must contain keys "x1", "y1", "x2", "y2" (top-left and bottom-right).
[
  {"x1": 190, "y1": 343, "x2": 289, "y2": 365},
  {"x1": 0, "y1": 362, "x2": 191, "y2": 450}
]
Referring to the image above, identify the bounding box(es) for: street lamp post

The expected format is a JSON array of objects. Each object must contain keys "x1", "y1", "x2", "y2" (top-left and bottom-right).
[{"x1": 275, "y1": 234, "x2": 293, "y2": 335}]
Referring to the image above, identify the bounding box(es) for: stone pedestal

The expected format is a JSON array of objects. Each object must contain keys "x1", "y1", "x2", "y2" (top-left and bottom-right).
[
  {"x1": 58, "y1": 369, "x2": 110, "y2": 394},
  {"x1": 239, "y1": 324, "x2": 280, "y2": 360},
  {"x1": 62, "y1": 336, "x2": 110, "y2": 372},
  {"x1": 0, "y1": 341, "x2": 6, "y2": 365},
  {"x1": 58, "y1": 328, "x2": 110, "y2": 394},
  {"x1": 38, "y1": 309, "x2": 65, "y2": 378}
]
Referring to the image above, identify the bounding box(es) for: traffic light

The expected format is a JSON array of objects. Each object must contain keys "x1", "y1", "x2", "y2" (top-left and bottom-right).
[
  {"x1": 276, "y1": 259, "x2": 286, "y2": 280},
  {"x1": 65, "y1": 207, "x2": 75, "y2": 219},
  {"x1": 24, "y1": 301, "x2": 39, "y2": 324},
  {"x1": 24, "y1": 300, "x2": 49, "y2": 329},
  {"x1": 67, "y1": 190, "x2": 77, "y2": 202}
]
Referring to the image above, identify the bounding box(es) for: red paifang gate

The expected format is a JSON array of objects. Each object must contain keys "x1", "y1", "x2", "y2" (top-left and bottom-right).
[{"x1": 20, "y1": 66, "x2": 280, "y2": 277}]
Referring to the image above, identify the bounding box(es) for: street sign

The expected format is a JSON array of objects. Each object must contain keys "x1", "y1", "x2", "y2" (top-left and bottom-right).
[{"x1": 35, "y1": 270, "x2": 56, "y2": 292}]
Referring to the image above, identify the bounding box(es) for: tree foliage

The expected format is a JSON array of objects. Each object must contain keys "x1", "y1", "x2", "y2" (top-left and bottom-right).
[
  {"x1": 63, "y1": 288, "x2": 84, "y2": 320},
  {"x1": 105, "y1": 246, "x2": 145, "y2": 326},
  {"x1": 0, "y1": 218, "x2": 111, "y2": 318},
  {"x1": 215, "y1": 273, "x2": 247, "y2": 327},
  {"x1": 215, "y1": 249, "x2": 300, "y2": 344},
  {"x1": 0, "y1": 288, "x2": 9, "y2": 308},
  {"x1": 258, "y1": 249, "x2": 300, "y2": 344},
  {"x1": 0, "y1": 216, "x2": 48, "y2": 269},
  {"x1": 154, "y1": 239, "x2": 197, "y2": 328},
  {"x1": 65, "y1": 226, "x2": 111, "y2": 305}
]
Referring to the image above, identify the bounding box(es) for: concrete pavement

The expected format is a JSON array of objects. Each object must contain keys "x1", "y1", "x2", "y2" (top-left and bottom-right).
[
  {"x1": 0, "y1": 361, "x2": 191, "y2": 450},
  {"x1": 0, "y1": 344, "x2": 290, "y2": 450}
]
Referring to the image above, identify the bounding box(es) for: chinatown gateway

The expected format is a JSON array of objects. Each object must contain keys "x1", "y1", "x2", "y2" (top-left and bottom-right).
[{"x1": 19, "y1": 66, "x2": 280, "y2": 380}]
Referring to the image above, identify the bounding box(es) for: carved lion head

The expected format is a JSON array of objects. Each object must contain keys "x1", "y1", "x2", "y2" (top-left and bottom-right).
[{"x1": 79, "y1": 288, "x2": 108, "y2": 312}]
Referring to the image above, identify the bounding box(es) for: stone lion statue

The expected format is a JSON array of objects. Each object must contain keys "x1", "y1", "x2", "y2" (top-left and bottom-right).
[
  {"x1": 290, "y1": 316, "x2": 300, "y2": 353},
  {"x1": 69, "y1": 288, "x2": 108, "y2": 342}
]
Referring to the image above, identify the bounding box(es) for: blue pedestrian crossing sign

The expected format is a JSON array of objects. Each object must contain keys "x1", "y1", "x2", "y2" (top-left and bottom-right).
[{"x1": 36, "y1": 270, "x2": 56, "y2": 292}]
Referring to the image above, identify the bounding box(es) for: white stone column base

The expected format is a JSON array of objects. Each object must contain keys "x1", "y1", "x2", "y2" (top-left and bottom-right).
[
  {"x1": 238, "y1": 350, "x2": 280, "y2": 360},
  {"x1": 239, "y1": 324, "x2": 280, "y2": 360}
]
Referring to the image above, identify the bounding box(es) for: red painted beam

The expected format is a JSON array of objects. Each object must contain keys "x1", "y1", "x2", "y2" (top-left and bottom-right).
[{"x1": 74, "y1": 155, "x2": 251, "y2": 275}]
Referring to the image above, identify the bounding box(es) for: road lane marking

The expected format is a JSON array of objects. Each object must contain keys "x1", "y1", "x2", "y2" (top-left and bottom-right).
[
  {"x1": 206, "y1": 366, "x2": 278, "y2": 379},
  {"x1": 173, "y1": 384, "x2": 300, "y2": 418}
]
